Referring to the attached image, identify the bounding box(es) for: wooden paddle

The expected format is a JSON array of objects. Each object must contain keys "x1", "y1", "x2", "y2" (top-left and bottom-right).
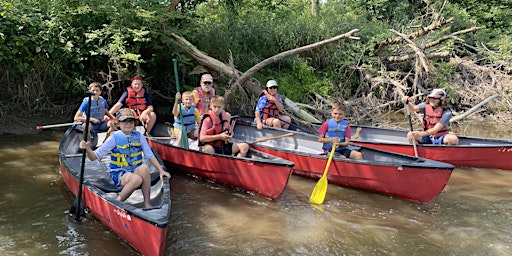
[
  {"x1": 36, "y1": 122, "x2": 83, "y2": 130},
  {"x1": 309, "y1": 143, "x2": 337, "y2": 205},
  {"x1": 250, "y1": 133, "x2": 294, "y2": 143},
  {"x1": 405, "y1": 101, "x2": 419, "y2": 157},
  {"x1": 69, "y1": 90, "x2": 94, "y2": 221},
  {"x1": 173, "y1": 58, "x2": 189, "y2": 149}
]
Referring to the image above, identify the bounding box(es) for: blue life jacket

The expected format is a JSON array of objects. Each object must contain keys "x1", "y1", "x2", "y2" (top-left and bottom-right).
[
  {"x1": 83, "y1": 96, "x2": 108, "y2": 120},
  {"x1": 173, "y1": 104, "x2": 196, "y2": 132},
  {"x1": 109, "y1": 130, "x2": 143, "y2": 170},
  {"x1": 322, "y1": 118, "x2": 348, "y2": 151}
]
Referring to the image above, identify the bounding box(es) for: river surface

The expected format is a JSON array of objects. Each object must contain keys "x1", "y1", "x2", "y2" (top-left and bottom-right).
[{"x1": 0, "y1": 124, "x2": 511, "y2": 255}]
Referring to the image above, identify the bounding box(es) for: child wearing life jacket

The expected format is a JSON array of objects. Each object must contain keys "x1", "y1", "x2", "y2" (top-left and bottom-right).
[
  {"x1": 73, "y1": 82, "x2": 115, "y2": 144},
  {"x1": 254, "y1": 80, "x2": 292, "y2": 130},
  {"x1": 198, "y1": 96, "x2": 249, "y2": 157},
  {"x1": 79, "y1": 108, "x2": 170, "y2": 208},
  {"x1": 402, "y1": 89, "x2": 459, "y2": 145},
  {"x1": 172, "y1": 91, "x2": 201, "y2": 146},
  {"x1": 317, "y1": 103, "x2": 363, "y2": 160},
  {"x1": 109, "y1": 76, "x2": 157, "y2": 135}
]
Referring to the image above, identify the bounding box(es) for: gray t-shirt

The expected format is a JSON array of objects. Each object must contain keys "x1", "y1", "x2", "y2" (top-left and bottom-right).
[{"x1": 417, "y1": 102, "x2": 452, "y2": 127}]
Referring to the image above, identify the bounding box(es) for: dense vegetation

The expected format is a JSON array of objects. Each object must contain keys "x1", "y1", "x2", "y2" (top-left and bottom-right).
[{"x1": 1, "y1": 0, "x2": 510, "y2": 125}]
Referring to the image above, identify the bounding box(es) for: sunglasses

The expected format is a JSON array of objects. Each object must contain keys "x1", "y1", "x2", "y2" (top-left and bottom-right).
[
  {"x1": 202, "y1": 81, "x2": 212, "y2": 85},
  {"x1": 269, "y1": 86, "x2": 278, "y2": 89}
]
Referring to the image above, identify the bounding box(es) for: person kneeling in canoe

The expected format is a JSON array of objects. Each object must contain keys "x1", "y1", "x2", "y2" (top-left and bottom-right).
[
  {"x1": 402, "y1": 89, "x2": 459, "y2": 145},
  {"x1": 172, "y1": 91, "x2": 201, "y2": 146},
  {"x1": 198, "y1": 95, "x2": 249, "y2": 157},
  {"x1": 79, "y1": 108, "x2": 170, "y2": 208},
  {"x1": 317, "y1": 103, "x2": 363, "y2": 160}
]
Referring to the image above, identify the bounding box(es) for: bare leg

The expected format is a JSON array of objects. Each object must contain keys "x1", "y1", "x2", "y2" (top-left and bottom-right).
[
  {"x1": 279, "y1": 115, "x2": 291, "y2": 129},
  {"x1": 146, "y1": 112, "x2": 157, "y2": 135},
  {"x1": 233, "y1": 142, "x2": 249, "y2": 158},
  {"x1": 117, "y1": 172, "x2": 143, "y2": 202},
  {"x1": 134, "y1": 165, "x2": 152, "y2": 208}
]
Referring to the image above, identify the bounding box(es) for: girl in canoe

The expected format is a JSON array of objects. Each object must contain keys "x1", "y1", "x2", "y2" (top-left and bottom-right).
[
  {"x1": 254, "y1": 79, "x2": 292, "y2": 130},
  {"x1": 402, "y1": 89, "x2": 459, "y2": 145},
  {"x1": 317, "y1": 103, "x2": 363, "y2": 160}
]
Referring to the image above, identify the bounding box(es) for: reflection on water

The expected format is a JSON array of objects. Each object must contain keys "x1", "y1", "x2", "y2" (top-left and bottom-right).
[{"x1": 0, "y1": 124, "x2": 511, "y2": 255}]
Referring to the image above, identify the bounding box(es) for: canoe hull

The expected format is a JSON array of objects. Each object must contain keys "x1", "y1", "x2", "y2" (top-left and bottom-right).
[
  {"x1": 149, "y1": 140, "x2": 293, "y2": 200},
  {"x1": 251, "y1": 146, "x2": 452, "y2": 202},
  {"x1": 350, "y1": 125, "x2": 512, "y2": 170},
  {"x1": 233, "y1": 120, "x2": 454, "y2": 202},
  {"x1": 59, "y1": 127, "x2": 170, "y2": 256}
]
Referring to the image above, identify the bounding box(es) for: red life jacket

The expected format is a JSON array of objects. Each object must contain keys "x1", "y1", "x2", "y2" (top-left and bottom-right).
[
  {"x1": 423, "y1": 105, "x2": 449, "y2": 137},
  {"x1": 199, "y1": 110, "x2": 230, "y2": 147},
  {"x1": 259, "y1": 90, "x2": 279, "y2": 120},
  {"x1": 125, "y1": 87, "x2": 147, "y2": 114},
  {"x1": 194, "y1": 87, "x2": 214, "y2": 115}
]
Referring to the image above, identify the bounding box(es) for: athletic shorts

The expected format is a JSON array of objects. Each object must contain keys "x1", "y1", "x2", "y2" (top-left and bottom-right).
[
  {"x1": 109, "y1": 168, "x2": 135, "y2": 187},
  {"x1": 422, "y1": 134, "x2": 446, "y2": 145},
  {"x1": 213, "y1": 142, "x2": 234, "y2": 156}
]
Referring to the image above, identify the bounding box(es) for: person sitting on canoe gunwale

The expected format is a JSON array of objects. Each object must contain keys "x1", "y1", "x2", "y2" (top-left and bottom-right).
[
  {"x1": 254, "y1": 80, "x2": 292, "y2": 130},
  {"x1": 317, "y1": 103, "x2": 363, "y2": 160},
  {"x1": 73, "y1": 82, "x2": 115, "y2": 144},
  {"x1": 198, "y1": 95, "x2": 249, "y2": 157},
  {"x1": 79, "y1": 108, "x2": 171, "y2": 208},
  {"x1": 402, "y1": 89, "x2": 459, "y2": 145},
  {"x1": 172, "y1": 91, "x2": 201, "y2": 147}
]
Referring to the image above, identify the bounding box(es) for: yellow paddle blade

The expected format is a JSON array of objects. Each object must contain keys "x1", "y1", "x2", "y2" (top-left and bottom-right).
[
  {"x1": 310, "y1": 175, "x2": 328, "y2": 204},
  {"x1": 309, "y1": 143, "x2": 337, "y2": 204}
]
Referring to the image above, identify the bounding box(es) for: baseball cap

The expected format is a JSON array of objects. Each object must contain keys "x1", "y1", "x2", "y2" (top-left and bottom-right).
[
  {"x1": 266, "y1": 80, "x2": 278, "y2": 88},
  {"x1": 117, "y1": 108, "x2": 136, "y2": 122},
  {"x1": 427, "y1": 89, "x2": 446, "y2": 98}
]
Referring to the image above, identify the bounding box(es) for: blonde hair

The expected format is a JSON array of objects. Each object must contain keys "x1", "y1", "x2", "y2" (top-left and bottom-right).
[
  {"x1": 182, "y1": 91, "x2": 194, "y2": 100},
  {"x1": 211, "y1": 95, "x2": 225, "y2": 105}
]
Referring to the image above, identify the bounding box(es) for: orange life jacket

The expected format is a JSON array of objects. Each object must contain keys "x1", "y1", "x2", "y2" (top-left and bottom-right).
[
  {"x1": 259, "y1": 90, "x2": 279, "y2": 120},
  {"x1": 423, "y1": 105, "x2": 449, "y2": 137},
  {"x1": 199, "y1": 110, "x2": 230, "y2": 147},
  {"x1": 125, "y1": 87, "x2": 147, "y2": 114}
]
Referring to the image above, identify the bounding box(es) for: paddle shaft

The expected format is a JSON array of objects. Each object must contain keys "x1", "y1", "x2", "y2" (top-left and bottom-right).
[
  {"x1": 251, "y1": 133, "x2": 294, "y2": 143},
  {"x1": 309, "y1": 143, "x2": 338, "y2": 204},
  {"x1": 36, "y1": 122, "x2": 83, "y2": 130},
  {"x1": 72, "y1": 90, "x2": 94, "y2": 221},
  {"x1": 405, "y1": 101, "x2": 419, "y2": 157},
  {"x1": 173, "y1": 59, "x2": 189, "y2": 149}
]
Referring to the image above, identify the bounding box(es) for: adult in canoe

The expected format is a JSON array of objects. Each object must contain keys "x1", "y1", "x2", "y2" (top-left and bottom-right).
[
  {"x1": 193, "y1": 73, "x2": 216, "y2": 115},
  {"x1": 199, "y1": 95, "x2": 249, "y2": 157},
  {"x1": 79, "y1": 108, "x2": 170, "y2": 208},
  {"x1": 254, "y1": 80, "x2": 292, "y2": 130},
  {"x1": 402, "y1": 89, "x2": 459, "y2": 145}
]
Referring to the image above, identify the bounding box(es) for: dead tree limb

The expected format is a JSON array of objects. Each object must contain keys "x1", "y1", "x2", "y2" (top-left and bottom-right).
[
  {"x1": 375, "y1": 17, "x2": 453, "y2": 54},
  {"x1": 387, "y1": 52, "x2": 450, "y2": 62},
  {"x1": 235, "y1": 29, "x2": 360, "y2": 87},
  {"x1": 425, "y1": 26, "x2": 482, "y2": 49},
  {"x1": 450, "y1": 93, "x2": 499, "y2": 123},
  {"x1": 390, "y1": 29, "x2": 431, "y2": 74}
]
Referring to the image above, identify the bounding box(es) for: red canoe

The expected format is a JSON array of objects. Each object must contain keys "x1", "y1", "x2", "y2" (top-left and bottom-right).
[
  {"x1": 59, "y1": 126, "x2": 171, "y2": 256},
  {"x1": 233, "y1": 120, "x2": 454, "y2": 202},
  {"x1": 149, "y1": 123, "x2": 295, "y2": 200},
  {"x1": 348, "y1": 125, "x2": 512, "y2": 171}
]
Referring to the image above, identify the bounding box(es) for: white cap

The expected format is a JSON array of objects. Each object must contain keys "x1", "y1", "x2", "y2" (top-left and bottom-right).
[
  {"x1": 427, "y1": 89, "x2": 446, "y2": 98},
  {"x1": 266, "y1": 80, "x2": 278, "y2": 88}
]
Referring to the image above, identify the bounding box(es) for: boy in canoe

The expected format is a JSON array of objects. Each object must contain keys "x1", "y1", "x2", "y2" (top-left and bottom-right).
[
  {"x1": 198, "y1": 95, "x2": 249, "y2": 157},
  {"x1": 109, "y1": 76, "x2": 157, "y2": 136},
  {"x1": 79, "y1": 108, "x2": 170, "y2": 208},
  {"x1": 73, "y1": 82, "x2": 115, "y2": 144},
  {"x1": 317, "y1": 103, "x2": 363, "y2": 160},
  {"x1": 172, "y1": 91, "x2": 201, "y2": 146},
  {"x1": 402, "y1": 89, "x2": 459, "y2": 145}
]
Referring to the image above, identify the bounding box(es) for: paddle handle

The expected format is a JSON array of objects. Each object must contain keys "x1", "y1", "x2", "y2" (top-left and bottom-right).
[
  {"x1": 251, "y1": 133, "x2": 294, "y2": 143},
  {"x1": 405, "y1": 101, "x2": 419, "y2": 157}
]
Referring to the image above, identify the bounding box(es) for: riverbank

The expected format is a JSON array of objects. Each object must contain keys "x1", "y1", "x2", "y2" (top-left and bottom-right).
[{"x1": 0, "y1": 113, "x2": 71, "y2": 135}]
